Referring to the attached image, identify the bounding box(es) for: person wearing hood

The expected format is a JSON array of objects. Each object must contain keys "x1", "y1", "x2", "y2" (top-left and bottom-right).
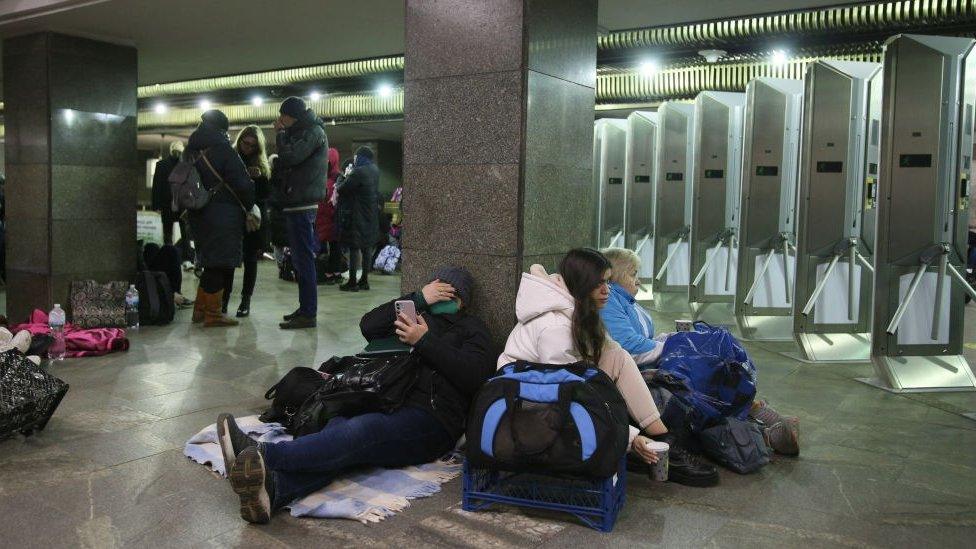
[
  {"x1": 215, "y1": 266, "x2": 495, "y2": 524},
  {"x1": 498, "y1": 248, "x2": 719, "y2": 487},
  {"x1": 186, "y1": 110, "x2": 255, "y2": 328},
  {"x1": 271, "y1": 96, "x2": 329, "y2": 329},
  {"x1": 316, "y1": 147, "x2": 344, "y2": 284},
  {"x1": 336, "y1": 146, "x2": 380, "y2": 292}
]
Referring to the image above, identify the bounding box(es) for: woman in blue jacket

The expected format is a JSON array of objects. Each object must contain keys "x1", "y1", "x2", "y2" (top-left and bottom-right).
[{"x1": 600, "y1": 248, "x2": 669, "y2": 367}]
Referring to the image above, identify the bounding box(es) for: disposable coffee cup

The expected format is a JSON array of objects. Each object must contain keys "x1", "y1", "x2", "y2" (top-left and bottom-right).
[
  {"x1": 675, "y1": 319, "x2": 694, "y2": 332},
  {"x1": 645, "y1": 440, "x2": 670, "y2": 481}
]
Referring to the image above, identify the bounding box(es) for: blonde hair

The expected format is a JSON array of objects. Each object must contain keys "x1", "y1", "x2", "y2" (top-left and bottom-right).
[
  {"x1": 601, "y1": 247, "x2": 641, "y2": 285},
  {"x1": 169, "y1": 140, "x2": 184, "y2": 156},
  {"x1": 234, "y1": 125, "x2": 270, "y2": 178}
]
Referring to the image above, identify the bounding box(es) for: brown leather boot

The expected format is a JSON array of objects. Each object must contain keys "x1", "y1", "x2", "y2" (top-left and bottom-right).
[
  {"x1": 204, "y1": 289, "x2": 239, "y2": 327},
  {"x1": 192, "y1": 287, "x2": 205, "y2": 323}
]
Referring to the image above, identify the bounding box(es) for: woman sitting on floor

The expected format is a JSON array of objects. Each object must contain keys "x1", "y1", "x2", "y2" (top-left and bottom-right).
[
  {"x1": 497, "y1": 248, "x2": 718, "y2": 487},
  {"x1": 599, "y1": 247, "x2": 668, "y2": 367},
  {"x1": 215, "y1": 266, "x2": 495, "y2": 523}
]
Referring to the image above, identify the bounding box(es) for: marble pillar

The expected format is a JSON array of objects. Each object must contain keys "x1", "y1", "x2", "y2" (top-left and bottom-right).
[
  {"x1": 3, "y1": 33, "x2": 138, "y2": 321},
  {"x1": 403, "y1": 0, "x2": 597, "y2": 342}
]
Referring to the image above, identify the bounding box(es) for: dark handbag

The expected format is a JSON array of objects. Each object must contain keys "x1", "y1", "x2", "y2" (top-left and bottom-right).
[
  {"x1": 69, "y1": 280, "x2": 127, "y2": 328},
  {"x1": 0, "y1": 349, "x2": 70, "y2": 438},
  {"x1": 699, "y1": 417, "x2": 770, "y2": 474},
  {"x1": 258, "y1": 367, "x2": 330, "y2": 426}
]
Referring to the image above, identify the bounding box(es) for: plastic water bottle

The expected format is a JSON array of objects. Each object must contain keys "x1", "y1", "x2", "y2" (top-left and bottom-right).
[
  {"x1": 48, "y1": 304, "x2": 66, "y2": 361},
  {"x1": 125, "y1": 284, "x2": 140, "y2": 330}
]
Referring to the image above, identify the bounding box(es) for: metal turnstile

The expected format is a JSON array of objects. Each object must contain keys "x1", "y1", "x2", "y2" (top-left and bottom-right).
[
  {"x1": 688, "y1": 92, "x2": 746, "y2": 323},
  {"x1": 652, "y1": 102, "x2": 696, "y2": 311},
  {"x1": 593, "y1": 119, "x2": 628, "y2": 249},
  {"x1": 867, "y1": 34, "x2": 976, "y2": 392},
  {"x1": 624, "y1": 112, "x2": 658, "y2": 286},
  {"x1": 793, "y1": 60, "x2": 882, "y2": 363},
  {"x1": 734, "y1": 78, "x2": 804, "y2": 340}
]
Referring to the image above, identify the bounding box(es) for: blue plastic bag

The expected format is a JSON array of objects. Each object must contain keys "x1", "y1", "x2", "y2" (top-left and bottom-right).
[{"x1": 656, "y1": 322, "x2": 757, "y2": 428}]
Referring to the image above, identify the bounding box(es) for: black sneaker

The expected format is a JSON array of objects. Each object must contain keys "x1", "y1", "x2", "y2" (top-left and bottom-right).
[
  {"x1": 339, "y1": 281, "x2": 359, "y2": 292},
  {"x1": 668, "y1": 444, "x2": 720, "y2": 487},
  {"x1": 217, "y1": 413, "x2": 257, "y2": 472},
  {"x1": 282, "y1": 309, "x2": 301, "y2": 321},
  {"x1": 357, "y1": 280, "x2": 370, "y2": 291},
  {"x1": 228, "y1": 446, "x2": 274, "y2": 524},
  {"x1": 279, "y1": 315, "x2": 317, "y2": 330}
]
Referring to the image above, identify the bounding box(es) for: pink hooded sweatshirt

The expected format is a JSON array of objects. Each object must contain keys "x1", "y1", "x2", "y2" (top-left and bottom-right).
[
  {"x1": 13, "y1": 309, "x2": 129, "y2": 358},
  {"x1": 498, "y1": 265, "x2": 661, "y2": 445}
]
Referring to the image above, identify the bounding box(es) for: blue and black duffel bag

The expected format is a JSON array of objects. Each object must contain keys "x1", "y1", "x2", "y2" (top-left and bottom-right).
[{"x1": 466, "y1": 361, "x2": 629, "y2": 478}]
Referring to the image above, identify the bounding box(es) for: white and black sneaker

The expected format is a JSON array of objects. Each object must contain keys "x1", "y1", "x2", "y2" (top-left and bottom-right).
[
  {"x1": 217, "y1": 413, "x2": 257, "y2": 472},
  {"x1": 228, "y1": 445, "x2": 274, "y2": 524}
]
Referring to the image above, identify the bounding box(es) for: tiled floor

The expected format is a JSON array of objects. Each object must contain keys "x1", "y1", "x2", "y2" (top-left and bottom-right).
[{"x1": 2, "y1": 263, "x2": 975, "y2": 548}]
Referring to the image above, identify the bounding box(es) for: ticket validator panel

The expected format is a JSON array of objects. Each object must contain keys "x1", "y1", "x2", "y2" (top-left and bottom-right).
[
  {"x1": 688, "y1": 91, "x2": 745, "y2": 305},
  {"x1": 870, "y1": 34, "x2": 976, "y2": 391},
  {"x1": 593, "y1": 119, "x2": 628, "y2": 248},
  {"x1": 792, "y1": 61, "x2": 882, "y2": 361},
  {"x1": 652, "y1": 102, "x2": 695, "y2": 292},
  {"x1": 734, "y1": 78, "x2": 804, "y2": 337},
  {"x1": 624, "y1": 112, "x2": 658, "y2": 279}
]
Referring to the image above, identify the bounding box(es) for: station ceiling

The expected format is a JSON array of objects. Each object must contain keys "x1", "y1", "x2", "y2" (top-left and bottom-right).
[{"x1": 0, "y1": 0, "x2": 868, "y2": 87}]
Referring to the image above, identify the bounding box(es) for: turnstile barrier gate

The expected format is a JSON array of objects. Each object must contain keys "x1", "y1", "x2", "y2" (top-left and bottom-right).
[
  {"x1": 652, "y1": 102, "x2": 696, "y2": 311},
  {"x1": 793, "y1": 60, "x2": 882, "y2": 363},
  {"x1": 688, "y1": 92, "x2": 746, "y2": 321},
  {"x1": 593, "y1": 119, "x2": 628, "y2": 249},
  {"x1": 869, "y1": 34, "x2": 976, "y2": 392},
  {"x1": 734, "y1": 78, "x2": 804, "y2": 340},
  {"x1": 624, "y1": 112, "x2": 658, "y2": 282}
]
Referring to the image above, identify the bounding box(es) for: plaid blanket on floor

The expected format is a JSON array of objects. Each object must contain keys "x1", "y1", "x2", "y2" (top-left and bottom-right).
[{"x1": 183, "y1": 415, "x2": 461, "y2": 523}]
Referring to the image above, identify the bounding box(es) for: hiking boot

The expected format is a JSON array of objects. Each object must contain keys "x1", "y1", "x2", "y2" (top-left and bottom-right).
[
  {"x1": 763, "y1": 418, "x2": 800, "y2": 456},
  {"x1": 203, "y1": 290, "x2": 239, "y2": 327},
  {"x1": 228, "y1": 446, "x2": 274, "y2": 524},
  {"x1": 236, "y1": 295, "x2": 251, "y2": 318},
  {"x1": 282, "y1": 309, "x2": 301, "y2": 322},
  {"x1": 357, "y1": 280, "x2": 370, "y2": 291},
  {"x1": 217, "y1": 413, "x2": 257, "y2": 471},
  {"x1": 668, "y1": 444, "x2": 720, "y2": 487},
  {"x1": 279, "y1": 315, "x2": 317, "y2": 330},
  {"x1": 339, "y1": 281, "x2": 359, "y2": 292}
]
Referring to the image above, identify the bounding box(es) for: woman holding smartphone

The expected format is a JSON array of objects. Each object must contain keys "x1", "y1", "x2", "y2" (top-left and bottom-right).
[{"x1": 228, "y1": 125, "x2": 271, "y2": 317}]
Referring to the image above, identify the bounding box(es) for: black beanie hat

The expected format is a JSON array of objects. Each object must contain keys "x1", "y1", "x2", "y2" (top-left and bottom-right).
[
  {"x1": 279, "y1": 96, "x2": 307, "y2": 118},
  {"x1": 355, "y1": 146, "x2": 375, "y2": 161},
  {"x1": 201, "y1": 109, "x2": 229, "y2": 132},
  {"x1": 430, "y1": 266, "x2": 474, "y2": 305}
]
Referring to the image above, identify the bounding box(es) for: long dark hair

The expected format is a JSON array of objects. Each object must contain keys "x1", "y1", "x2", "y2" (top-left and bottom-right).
[{"x1": 558, "y1": 248, "x2": 610, "y2": 365}]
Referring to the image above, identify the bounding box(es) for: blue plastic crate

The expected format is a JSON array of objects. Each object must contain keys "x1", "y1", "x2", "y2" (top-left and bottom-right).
[{"x1": 461, "y1": 457, "x2": 627, "y2": 532}]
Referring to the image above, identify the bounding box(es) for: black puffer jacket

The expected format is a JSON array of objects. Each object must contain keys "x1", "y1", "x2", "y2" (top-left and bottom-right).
[
  {"x1": 185, "y1": 122, "x2": 254, "y2": 268},
  {"x1": 337, "y1": 161, "x2": 380, "y2": 248},
  {"x1": 360, "y1": 293, "x2": 496, "y2": 439},
  {"x1": 271, "y1": 108, "x2": 328, "y2": 209}
]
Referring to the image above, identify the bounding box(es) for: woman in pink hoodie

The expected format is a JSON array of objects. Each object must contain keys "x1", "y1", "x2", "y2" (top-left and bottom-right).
[{"x1": 498, "y1": 248, "x2": 719, "y2": 486}]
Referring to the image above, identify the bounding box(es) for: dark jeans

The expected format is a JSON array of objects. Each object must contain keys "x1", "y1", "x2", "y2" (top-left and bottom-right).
[
  {"x1": 261, "y1": 407, "x2": 454, "y2": 509},
  {"x1": 285, "y1": 210, "x2": 318, "y2": 317},
  {"x1": 346, "y1": 246, "x2": 372, "y2": 284},
  {"x1": 143, "y1": 243, "x2": 182, "y2": 295}
]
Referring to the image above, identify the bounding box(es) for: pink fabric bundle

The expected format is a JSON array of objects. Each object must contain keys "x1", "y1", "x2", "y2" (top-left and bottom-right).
[{"x1": 12, "y1": 309, "x2": 129, "y2": 358}]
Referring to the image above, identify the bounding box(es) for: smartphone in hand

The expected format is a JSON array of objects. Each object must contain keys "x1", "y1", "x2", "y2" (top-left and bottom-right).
[{"x1": 394, "y1": 300, "x2": 417, "y2": 324}]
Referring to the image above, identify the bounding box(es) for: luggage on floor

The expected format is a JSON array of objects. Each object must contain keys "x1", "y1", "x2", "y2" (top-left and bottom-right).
[
  {"x1": 656, "y1": 321, "x2": 757, "y2": 426},
  {"x1": 69, "y1": 280, "x2": 128, "y2": 328},
  {"x1": 0, "y1": 349, "x2": 69, "y2": 439},
  {"x1": 259, "y1": 366, "x2": 330, "y2": 426},
  {"x1": 466, "y1": 361, "x2": 629, "y2": 478},
  {"x1": 373, "y1": 244, "x2": 401, "y2": 274},
  {"x1": 134, "y1": 271, "x2": 175, "y2": 326},
  {"x1": 699, "y1": 417, "x2": 770, "y2": 474},
  {"x1": 277, "y1": 247, "x2": 296, "y2": 282}
]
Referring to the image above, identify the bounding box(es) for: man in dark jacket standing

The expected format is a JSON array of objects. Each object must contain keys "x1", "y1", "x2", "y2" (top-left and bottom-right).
[
  {"x1": 336, "y1": 146, "x2": 379, "y2": 292},
  {"x1": 272, "y1": 96, "x2": 328, "y2": 329},
  {"x1": 151, "y1": 140, "x2": 184, "y2": 245}
]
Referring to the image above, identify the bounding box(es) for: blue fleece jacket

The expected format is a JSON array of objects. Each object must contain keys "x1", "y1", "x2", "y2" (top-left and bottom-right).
[{"x1": 600, "y1": 282, "x2": 657, "y2": 355}]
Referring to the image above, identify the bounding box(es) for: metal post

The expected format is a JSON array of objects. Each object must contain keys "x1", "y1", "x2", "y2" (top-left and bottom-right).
[
  {"x1": 691, "y1": 239, "x2": 724, "y2": 287},
  {"x1": 783, "y1": 237, "x2": 792, "y2": 305},
  {"x1": 947, "y1": 263, "x2": 976, "y2": 301},
  {"x1": 654, "y1": 236, "x2": 684, "y2": 282},
  {"x1": 931, "y1": 249, "x2": 948, "y2": 341},
  {"x1": 725, "y1": 235, "x2": 735, "y2": 291},
  {"x1": 801, "y1": 254, "x2": 841, "y2": 316},
  {"x1": 847, "y1": 242, "x2": 857, "y2": 321},
  {"x1": 743, "y1": 248, "x2": 777, "y2": 306},
  {"x1": 855, "y1": 250, "x2": 875, "y2": 274},
  {"x1": 885, "y1": 262, "x2": 929, "y2": 335}
]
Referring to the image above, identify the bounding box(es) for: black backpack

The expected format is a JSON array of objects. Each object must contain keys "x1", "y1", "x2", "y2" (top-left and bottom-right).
[
  {"x1": 466, "y1": 361, "x2": 630, "y2": 478},
  {"x1": 134, "y1": 271, "x2": 175, "y2": 325}
]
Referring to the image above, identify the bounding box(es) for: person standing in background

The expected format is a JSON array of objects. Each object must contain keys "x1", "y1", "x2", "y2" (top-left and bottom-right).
[
  {"x1": 271, "y1": 96, "x2": 328, "y2": 329},
  {"x1": 151, "y1": 140, "x2": 184, "y2": 246},
  {"x1": 337, "y1": 146, "x2": 379, "y2": 292},
  {"x1": 316, "y1": 147, "x2": 344, "y2": 285},
  {"x1": 228, "y1": 125, "x2": 272, "y2": 318}
]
